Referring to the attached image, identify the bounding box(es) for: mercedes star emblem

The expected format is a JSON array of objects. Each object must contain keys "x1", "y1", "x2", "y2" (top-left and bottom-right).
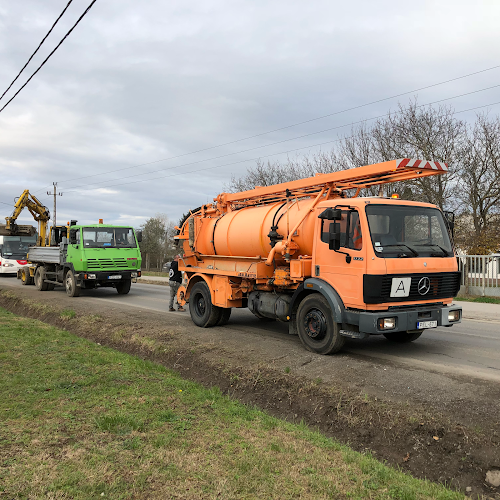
[{"x1": 418, "y1": 277, "x2": 431, "y2": 295}]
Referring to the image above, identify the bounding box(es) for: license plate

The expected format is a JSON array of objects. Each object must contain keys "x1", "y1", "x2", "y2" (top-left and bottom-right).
[
  {"x1": 417, "y1": 320, "x2": 437, "y2": 329},
  {"x1": 108, "y1": 275, "x2": 122, "y2": 279}
]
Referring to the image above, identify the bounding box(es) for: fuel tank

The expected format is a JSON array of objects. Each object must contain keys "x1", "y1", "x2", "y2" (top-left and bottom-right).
[{"x1": 192, "y1": 199, "x2": 316, "y2": 260}]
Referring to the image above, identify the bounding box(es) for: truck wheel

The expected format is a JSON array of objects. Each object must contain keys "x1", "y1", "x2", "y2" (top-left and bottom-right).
[
  {"x1": 189, "y1": 281, "x2": 221, "y2": 327},
  {"x1": 217, "y1": 308, "x2": 232, "y2": 326},
  {"x1": 383, "y1": 330, "x2": 423, "y2": 343},
  {"x1": 116, "y1": 279, "x2": 131, "y2": 295},
  {"x1": 65, "y1": 270, "x2": 80, "y2": 297},
  {"x1": 34, "y1": 267, "x2": 49, "y2": 291},
  {"x1": 296, "y1": 294, "x2": 345, "y2": 354}
]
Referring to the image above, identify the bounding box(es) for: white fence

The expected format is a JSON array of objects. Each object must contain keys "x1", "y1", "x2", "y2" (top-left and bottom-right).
[{"x1": 458, "y1": 255, "x2": 500, "y2": 297}]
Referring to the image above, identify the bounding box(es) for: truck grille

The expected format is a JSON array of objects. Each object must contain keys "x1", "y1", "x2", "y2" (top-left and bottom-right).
[
  {"x1": 86, "y1": 258, "x2": 129, "y2": 270},
  {"x1": 363, "y1": 272, "x2": 461, "y2": 304}
]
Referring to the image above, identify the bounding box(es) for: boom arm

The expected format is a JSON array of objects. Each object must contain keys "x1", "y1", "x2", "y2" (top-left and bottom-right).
[
  {"x1": 215, "y1": 158, "x2": 448, "y2": 209},
  {"x1": 3, "y1": 190, "x2": 51, "y2": 246}
]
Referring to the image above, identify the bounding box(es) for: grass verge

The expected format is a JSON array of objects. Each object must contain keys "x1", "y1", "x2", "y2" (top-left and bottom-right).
[
  {"x1": 455, "y1": 295, "x2": 500, "y2": 304},
  {"x1": 0, "y1": 308, "x2": 466, "y2": 499}
]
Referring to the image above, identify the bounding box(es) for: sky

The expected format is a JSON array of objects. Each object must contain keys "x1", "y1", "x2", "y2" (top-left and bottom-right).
[{"x1": 0, "y1": 0, "x2": 499, "y2": 229}]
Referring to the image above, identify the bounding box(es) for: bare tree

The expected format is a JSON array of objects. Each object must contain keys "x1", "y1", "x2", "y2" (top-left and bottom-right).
[
  {"x1": 229, "y1": 100, "x2": 500, "y2": 253},
  {"x1": 226, "y1": 151, "x2": 343, "y2": 192},
  {"x1": 455, "y1": 113, "x2": 500, "y2": 253},
  {"x1": 371, "y1": 100, "x2": 465, "y2": 209},
  {"x1": 139, "y1": 213, "x2": 174, "y2": 270}
]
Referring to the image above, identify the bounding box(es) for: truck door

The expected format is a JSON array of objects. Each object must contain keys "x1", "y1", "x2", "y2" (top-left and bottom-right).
[{"x1": 314, "y1": 208, "x2": 367, "y2": 308}]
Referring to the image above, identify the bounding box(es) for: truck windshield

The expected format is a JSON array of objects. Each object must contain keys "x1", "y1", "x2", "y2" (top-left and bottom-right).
[
  {"x1": 82, "y1": 228, "x2": 136, "y2": 248},
  {"x1": 366, "y1": 205, "x2": 453, "y2": 258},
  {"x1": 0, "y1": 235, "x2": 37, "y2": 259}
]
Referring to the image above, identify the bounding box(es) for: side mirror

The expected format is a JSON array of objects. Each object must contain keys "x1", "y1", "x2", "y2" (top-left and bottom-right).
[
  {"x1": 328, "y1": 222, "x2": 341, "y2": 251},
  {"x1": 69, "y1": 229, "x2": 77, "y2": 245},
  {"x1": 319, "y1": 208, "x2": 342, "y2": 220},
  {"x1": 136, "y1": 230, "x2": 142, "y2": 243}
]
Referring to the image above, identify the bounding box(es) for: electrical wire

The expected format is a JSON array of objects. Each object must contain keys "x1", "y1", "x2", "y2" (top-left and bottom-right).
[
  {"x1": 40, "y1": 64, "x2": 500, "y2": 189},
  {"x1": 62, "y1": 84, "x2": 500, "y2": 191},
  {"x1": 0, "y1": 0, "x2": 74, "y2": 103},
  {"x1": 0, "y1": 0, "x2": 98, "y2": 115},
  {"x1": 64, "y1": 99, "x2": 500, "y2": 193}
]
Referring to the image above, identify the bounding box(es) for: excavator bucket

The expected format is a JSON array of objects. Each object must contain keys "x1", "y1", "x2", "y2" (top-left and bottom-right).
[{"x1": 0, "y1": 224, "x2": 37, "y2": 237}]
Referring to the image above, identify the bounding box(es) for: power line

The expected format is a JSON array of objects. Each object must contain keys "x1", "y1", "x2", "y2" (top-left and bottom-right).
[
  {"x1": 39, "y1": 63, "x2": 500, "y2": 191},
  {"x1": 64, "y1": 99, "x2": 500, "y2": 193},
  {"x1": 0, "y1": 0, "x2": 74, "y2": 103},
  {"x1": 62, "y1": 84, "x2": 500, "y2": 191},
  {"x1": 0, "y1": 0, "x2": 98, "y2": 115}
]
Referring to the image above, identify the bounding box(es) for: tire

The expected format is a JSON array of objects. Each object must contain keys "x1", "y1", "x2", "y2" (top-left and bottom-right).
[
  {"x1": 116, "y1": 279, "x2": 131, "y2": 295},
  {"x1": 296, "y1": 294, "x2": 345, "y2": 354},
  {"x1": 189, "y1": 281, "x2": 222, "y2": 327},
  {"x1": 217, "y1": 308, "x2": 232, "y2": 326},
  {"x1": 21, "y1": 269, "x2": 33, "y2": 286},
  {"x1": 34, "y1": 267, "x2": 49, "y2": 291},
  {"x1": 65, "y1": 270, "x2": 80, "y2": 297},
  {"x1": 383, "y1": 330, "x2": 423, "y2": 343}
]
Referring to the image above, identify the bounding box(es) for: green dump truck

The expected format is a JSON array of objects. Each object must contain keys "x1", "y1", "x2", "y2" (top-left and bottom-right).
[{"x1": 20, "y1": 222, "x2": 142, "y2": 297}]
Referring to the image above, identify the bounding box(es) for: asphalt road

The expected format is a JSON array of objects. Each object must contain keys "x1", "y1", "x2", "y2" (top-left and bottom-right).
[{"x1": 2, "y1": 276, "x2": 500, "y2": 382}]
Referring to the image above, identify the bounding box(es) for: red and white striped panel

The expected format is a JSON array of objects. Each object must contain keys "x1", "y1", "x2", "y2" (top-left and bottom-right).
[{"x1": 396, "y1": 158, "x2": 448, "y2": 171}]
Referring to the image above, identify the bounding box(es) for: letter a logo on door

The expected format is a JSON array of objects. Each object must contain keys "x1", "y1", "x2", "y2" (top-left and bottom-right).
[{"x1": 390, "y1": 277, "x2": 412, "y2": 297}]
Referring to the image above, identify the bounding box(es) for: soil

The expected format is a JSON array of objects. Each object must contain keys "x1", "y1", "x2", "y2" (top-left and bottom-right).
[{"x1": 0, "y1": 285, "x2": 499, "y2": 499}]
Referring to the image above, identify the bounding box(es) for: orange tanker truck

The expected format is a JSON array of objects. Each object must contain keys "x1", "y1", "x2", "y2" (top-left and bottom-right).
[{"x1": 175, "y1": 159, "x2": 462, "y2": 354}]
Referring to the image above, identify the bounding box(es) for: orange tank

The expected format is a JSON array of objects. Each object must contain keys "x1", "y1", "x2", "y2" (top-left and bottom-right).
[{"x1": 193, "y1": 199, "x2": 316, "y2": 261}]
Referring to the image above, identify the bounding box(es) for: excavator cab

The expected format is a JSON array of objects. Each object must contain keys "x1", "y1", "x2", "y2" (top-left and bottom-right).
[{"x1": 50, "y1": 225, "x2": 69, "y2": 246}]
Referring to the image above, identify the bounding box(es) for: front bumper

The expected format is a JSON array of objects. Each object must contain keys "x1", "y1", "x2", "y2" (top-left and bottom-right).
[
  {"x1": 355, "y1": 304, "x2": 462, "y2": 334},
  {"x1": 75, "y1": 270, "x2": 140, "y2": 286}
]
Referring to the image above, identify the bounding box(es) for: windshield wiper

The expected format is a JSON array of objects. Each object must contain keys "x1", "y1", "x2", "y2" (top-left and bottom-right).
[
  {"x1": 378, "y1": 244, "x2": 419, "y2": 257},
  {"x1": 415, "y1": 243, "x2": 450, "y2": 257}
]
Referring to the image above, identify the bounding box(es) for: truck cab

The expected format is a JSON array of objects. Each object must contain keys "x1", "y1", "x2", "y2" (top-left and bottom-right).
[{"x1": 295, "y1": 198, "x2": 461, "y2": 352}]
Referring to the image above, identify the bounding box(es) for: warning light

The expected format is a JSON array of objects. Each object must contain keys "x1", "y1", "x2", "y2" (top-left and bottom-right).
[
  {"x1": 99, "y1": 219, "x2": 103, "y2": 224},
  {"x1": 391, "y1": 193, "x2": 400, "y2": 199}
]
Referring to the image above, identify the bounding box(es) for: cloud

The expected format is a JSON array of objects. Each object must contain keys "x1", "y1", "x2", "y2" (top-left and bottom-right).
[{"x1": 1, "y1": 0, "x2": 499, "y2": 230}]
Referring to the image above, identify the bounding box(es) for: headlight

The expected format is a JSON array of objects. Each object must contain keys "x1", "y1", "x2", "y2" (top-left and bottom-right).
[
  {"x1": 378, "y1": 317, "x2": 396, "y2": 330},
  {"x1": 87, "y1": 274, "x2": 96, "y2": 279},
  {"x1": 448, "y1": 310, "x2": 461, "y2": 322},
  {"x1": 131, "y1": 272, "x2": 138, "y2": 278},
  {"x1": 3, "y1": 263, "x2": 14, "y2": 267}
]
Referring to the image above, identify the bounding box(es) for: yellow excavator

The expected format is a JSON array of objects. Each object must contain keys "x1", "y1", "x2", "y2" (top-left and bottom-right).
[{"x1": 0, "y1": 190, "x2": 50, "y2": 245}]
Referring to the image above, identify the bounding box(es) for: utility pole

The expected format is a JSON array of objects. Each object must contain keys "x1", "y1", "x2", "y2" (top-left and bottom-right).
[{"x1": 47, "y1": 182, "x2": 63, "y2": 227}]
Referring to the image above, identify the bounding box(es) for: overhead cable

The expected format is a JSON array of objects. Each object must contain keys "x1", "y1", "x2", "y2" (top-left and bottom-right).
[
  {"x1": 64, "y1": 99, "x2": 500, "y2": 193},
  {"x1": 0, "y1": 0, "x2": 98, "y2": 115},
  {"x1": 0, "y1": 0, "x2": 74, "y2": 103},
  {"x1": 62, "y1": 85, "x2": 500, "y2": 191},
  {"x1": 48, "y1": 64, "x2": 500, "y2": 188}
]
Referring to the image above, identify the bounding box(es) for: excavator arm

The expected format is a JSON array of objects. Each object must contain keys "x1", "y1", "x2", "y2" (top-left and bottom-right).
[{"x1": 2, "y1": 190, "x2": 51, "y2": 246}]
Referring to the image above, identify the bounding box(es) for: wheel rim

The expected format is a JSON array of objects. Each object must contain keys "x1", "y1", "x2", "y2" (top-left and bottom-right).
[
  {"x1": 66, "y1": 275, "x2": 72, "y2": 293},
  {"x1": 303, "y1": 308, "x2": 327, "y2": 341},
  {"x1": 194, "y1": 293, "x2": 206, "y2": 317}
]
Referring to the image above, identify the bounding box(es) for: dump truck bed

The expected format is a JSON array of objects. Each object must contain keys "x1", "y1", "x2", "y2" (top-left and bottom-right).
[{"x1": 27, "y1": 246, "x2": 63, "y2": 264}]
